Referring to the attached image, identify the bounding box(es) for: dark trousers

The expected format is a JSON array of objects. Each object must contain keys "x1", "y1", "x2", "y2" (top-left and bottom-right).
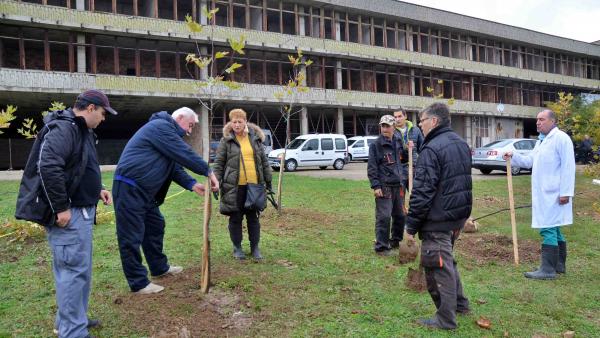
[
  {"x1": 420, "y1": 230, "x2": 469, "y2": 329},
  {"x1": 374, "y1": 185, "x2": 405, "y2": 251},
  {"x1": 114, "y1": 181, "x2": 170, "y2": 292},
  {"x1": 228, "y1": 185, "x2": 261, "y2": 247}
]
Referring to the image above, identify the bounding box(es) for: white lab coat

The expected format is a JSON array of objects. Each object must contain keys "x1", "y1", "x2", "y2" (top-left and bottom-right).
[{"x1": 510, "y1": 127, "x2": 575, "y2": 228}]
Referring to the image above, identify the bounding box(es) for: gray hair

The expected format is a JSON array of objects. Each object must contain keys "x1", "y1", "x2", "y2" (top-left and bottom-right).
[
  {"x1": 421, "y1": 103, "x2": 450, "y2": 127},
  {"x1": 541, "y1": 109, "x2": 556, "y2": 122},
  {"x1": 172, "y1": 107, "x2": 199, "y2": 123}
]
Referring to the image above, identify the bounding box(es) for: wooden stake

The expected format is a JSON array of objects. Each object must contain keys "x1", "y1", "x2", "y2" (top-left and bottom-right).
[
  {"x1": 200, "y1": 179, "x2": 212, "y2": 293},
  {"x1": 405, "y1": 147, "x2": 413, "y2": 210},
  {"x1": 506, "y1": 158, "x2": 519, "y2": 265}
]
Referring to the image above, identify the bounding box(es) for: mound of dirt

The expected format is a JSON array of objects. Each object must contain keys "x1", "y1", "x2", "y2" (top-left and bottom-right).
[
  {"x1": 113, "y1": 266, "x2": 253, "y2": 337},
  {"x1": 405, "y1": 267, "x2": 427, "y2": 293},
  {"x1": 260, "y1": 207, "x2": 344, "y2": 232},
  {"x1": 456, "y1": 233, "x2": 539, "y2": 265}
]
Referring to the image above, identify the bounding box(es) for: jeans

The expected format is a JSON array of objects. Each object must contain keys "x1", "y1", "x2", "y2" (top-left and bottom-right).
[{"x1": 47, "y1": 206, "x2": 95, "y2": 338}]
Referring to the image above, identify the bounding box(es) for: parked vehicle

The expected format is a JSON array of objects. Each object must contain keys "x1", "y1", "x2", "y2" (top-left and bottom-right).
[
  {"x1": 208, "y1": 140, "x2": 220, "y2": 163},
  {"x1": 268, "y1": 134, "x2": 347, "y2": 171},
  {"x1": 347, "y1": 136, "x2": 378, "y2": 162},
  {"x1": 471, "y1": 138, "x2": 537, "y2": 175},
  {"x1": 261, "y1": 129, "x2": 273, "y2": 155}
]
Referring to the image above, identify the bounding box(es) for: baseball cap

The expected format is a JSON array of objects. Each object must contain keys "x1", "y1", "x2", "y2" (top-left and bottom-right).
[
  {"x1": 379, "y1": 115, "x2": 395, "y2": 126},
  {"x1": 78, "y1": 90, "x2": 118, "y2": 115}
]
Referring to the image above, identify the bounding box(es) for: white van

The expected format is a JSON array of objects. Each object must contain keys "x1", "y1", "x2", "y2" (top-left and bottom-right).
[
  {"x1": 268, "y1": 134, "x2": 347, "y2": 171},
  {"x1": 347, "y1": 136, "x2": 378, "y2": 161},
  {"x1": 261, "y1": 129, "x2": 273, "y2": 155}
]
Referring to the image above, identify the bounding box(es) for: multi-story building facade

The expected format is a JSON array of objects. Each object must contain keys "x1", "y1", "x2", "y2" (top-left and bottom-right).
[{"x1": 1, "y1": 0, "x2": 599, "y2": 168}]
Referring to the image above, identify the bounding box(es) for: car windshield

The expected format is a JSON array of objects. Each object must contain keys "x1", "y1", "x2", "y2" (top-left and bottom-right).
[
  {"x1": 286, "y1": 138, "x2": 306, "y2": 149},
  {"x1": 347, "y1": 140, "x2": 357, "y2": 147},
  {"x1": 482, "y1": 139, "x2": 512, "y2": 148}
]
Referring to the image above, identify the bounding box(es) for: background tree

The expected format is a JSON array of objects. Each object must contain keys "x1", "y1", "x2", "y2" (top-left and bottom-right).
[
  {"x1": 0, "y1": 105, "x2": 17, "y2": 134},
  {"x1": 184, "y1": 8, "x2": 245, "y2": 293},
  {"x1": 272, "y1": 48, "x2": 312, "y2": 214}
]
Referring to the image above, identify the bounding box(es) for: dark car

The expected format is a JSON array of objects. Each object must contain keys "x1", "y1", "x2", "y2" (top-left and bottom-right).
[{"x1": 209, "y1": 141, "x2": 220, "y2": 163}]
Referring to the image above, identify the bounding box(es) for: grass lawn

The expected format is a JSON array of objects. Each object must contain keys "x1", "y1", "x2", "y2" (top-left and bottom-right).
[{"x1": 1, "y1": 171, "x2": 599, "y2": 337}]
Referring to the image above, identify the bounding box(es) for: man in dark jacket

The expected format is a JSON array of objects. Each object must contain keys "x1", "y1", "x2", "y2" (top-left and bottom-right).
[
  {"x1": 405, "y1": 103, "x2": 472, "y2": 330},
  {"x1": 15, "y1": 89, "x2": 117, "y2": 338},
  {"x1": 367, "y1": 115, "x2": 408, "y2": 256},
  {"x1": 113, "y1": 107, "x2": 219, "y2": 295}
]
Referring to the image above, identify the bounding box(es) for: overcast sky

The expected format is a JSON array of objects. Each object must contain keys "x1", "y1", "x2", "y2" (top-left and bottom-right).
[{"x1": 399, "y1": 0, "x2": 600, "y2": 43}]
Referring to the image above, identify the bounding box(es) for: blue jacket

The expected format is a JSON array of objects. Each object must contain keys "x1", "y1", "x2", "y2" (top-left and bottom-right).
[{"x1": 114, "y1": 111, "x2": 211, "y2": 204}]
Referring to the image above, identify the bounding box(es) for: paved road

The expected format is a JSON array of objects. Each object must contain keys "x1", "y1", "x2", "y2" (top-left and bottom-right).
[
  {"x1": 0, "y1": 165, "x2": 117, "y2": 181},
  {"x1": 289, "y1": 162, "x2": 512, "y2": 181},
  {"x1": 4, "y1": 163, "x2": 586, "y2": 181}
]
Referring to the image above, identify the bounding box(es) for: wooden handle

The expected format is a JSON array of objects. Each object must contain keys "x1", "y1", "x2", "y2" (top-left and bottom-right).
[
  {"x1": 506, "y1": 158, "x2": 519, "y2": 265},
  {"x1": 405, "y1": 149, "x2": 413, "y2": 210},
  {"x1": 201, "y1": 179, "x2": 212, "y2": 293}
]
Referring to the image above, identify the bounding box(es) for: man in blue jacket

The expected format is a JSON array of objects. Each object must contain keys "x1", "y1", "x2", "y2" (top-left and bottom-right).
[
  {"x1": 16, "y1": 89, "x2": 117, "y2": 337},
  {"x1": 113, "y1": 107, "x2": 219, "y2": 294}
]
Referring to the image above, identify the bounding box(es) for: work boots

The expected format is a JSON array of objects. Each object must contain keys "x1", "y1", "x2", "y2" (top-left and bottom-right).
[
  {"x1": 524, "y1": 244, "x2": 558, "y2": 280},
  {"x1": 556, "y1": 241, "x2": 567, "y2": 274},
  {"x1": 250, "y1": 242, "x2": 263, "y2": 260},
  {"x1": 232, "y1": 245, "x2": 246, "y2": 260}
]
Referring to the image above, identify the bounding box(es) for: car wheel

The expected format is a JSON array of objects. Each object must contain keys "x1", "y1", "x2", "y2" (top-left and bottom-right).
[
  {"x1": 319, "y1": 166, "x2": 327, "y2": 170},
  {"x1": 511, "y1": 166, "x2": 521, "y2": 175},
  {"x1": 333, "y1": 159, "x2": 345, "y2": 170},
  {"x1": 285, "y1": 159, "x2": 297, "y2": 172},
  {"x1": 480, "y1": 169, "x2": 492, "y2": 175}
]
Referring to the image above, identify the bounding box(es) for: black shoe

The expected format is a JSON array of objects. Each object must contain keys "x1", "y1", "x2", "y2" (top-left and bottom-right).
[
  {"x1": 457, "y1": 309, "x2": 471, "y2": 316},
  {"x1": 524, "y1": 244, "x2": 558, "y2": 280},
  {"x1": 54, "y1": 319, "x2": 101, "y2": 335},
  {"x1": 87, "y1": 319, "x2": 101, "y2": 329},
  {"x1": 390, "y1": 240, "x2": 400, "y2": 249},
  {"x1": 376, "y1": 249, "x2": 394, "y2": 257},
  {"x1": 556, "y1": 241, "x2": 566, "y2": 274},
  {"x1": 233, "y1": 245, "x2": 246, "y2": 260},
  {"x1": 417, "y1": 318, "x2": 453, "y2": 330}
]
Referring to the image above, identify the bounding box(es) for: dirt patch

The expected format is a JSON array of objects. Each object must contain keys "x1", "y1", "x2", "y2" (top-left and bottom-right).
[
  {"x1": 113, "y1": 266, "x2": 253, "y2": 337},
  {"x1": 405, "y1": 267, "x2": 427, "y2": 292},
  {"x1": 260, "y1": 207, "x2": 344, "y2": 232},
  {"x1": 474, "y1": 195, "x2": 503, "y2": 204},
  {"x1": 456, "y1": 233, "x2": 539, "y2": 266}
]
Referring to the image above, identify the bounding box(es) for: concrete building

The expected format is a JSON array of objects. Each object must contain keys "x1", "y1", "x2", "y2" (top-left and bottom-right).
[{"x1": 1, "y1": 0, "x2": 599, "y2": 168}]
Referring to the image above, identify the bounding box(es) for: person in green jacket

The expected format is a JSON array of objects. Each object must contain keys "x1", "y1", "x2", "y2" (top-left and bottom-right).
[{"x1": 213, "y1": 108, "x2": 272, "y2": 260}]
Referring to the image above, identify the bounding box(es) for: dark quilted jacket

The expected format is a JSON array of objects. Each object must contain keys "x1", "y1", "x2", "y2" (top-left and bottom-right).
[{"x1": 405, "y1": 126, "x2": 472, "y2": 235}]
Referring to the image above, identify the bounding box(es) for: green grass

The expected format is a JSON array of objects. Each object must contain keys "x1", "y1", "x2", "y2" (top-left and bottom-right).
[{"x1": 1, "y1": 171, "x2": 599, "y2": 337}]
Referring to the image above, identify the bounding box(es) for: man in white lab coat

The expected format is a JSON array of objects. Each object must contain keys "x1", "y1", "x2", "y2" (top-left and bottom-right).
[{"x1": 504, "y1": 109, "x2": 575, "y2": 280}]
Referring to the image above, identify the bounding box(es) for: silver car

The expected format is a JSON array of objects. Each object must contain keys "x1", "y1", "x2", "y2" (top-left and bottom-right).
[{"x1": 471, "y1": 138, "x2": 538, "y2": 175}]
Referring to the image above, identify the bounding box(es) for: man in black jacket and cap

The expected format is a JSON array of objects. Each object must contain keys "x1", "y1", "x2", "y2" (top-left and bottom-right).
[
  {"x1": 367, "y1": 115, "x2": 409, "y2": 256},
  {"x1": 15, "y1": 89, "x2": 117, "y2": 338},
  {"x1": 405, "y1": 103, "x2": 472, "y2": 330}
]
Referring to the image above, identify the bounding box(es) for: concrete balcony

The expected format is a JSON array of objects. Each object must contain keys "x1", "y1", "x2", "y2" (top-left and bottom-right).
[
  {"x1": 1, "y1": 1, "x2": 599, "y2": 92},
  {"x1": 0, "y1": 68, "x2": 540, "y2": 118}
]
